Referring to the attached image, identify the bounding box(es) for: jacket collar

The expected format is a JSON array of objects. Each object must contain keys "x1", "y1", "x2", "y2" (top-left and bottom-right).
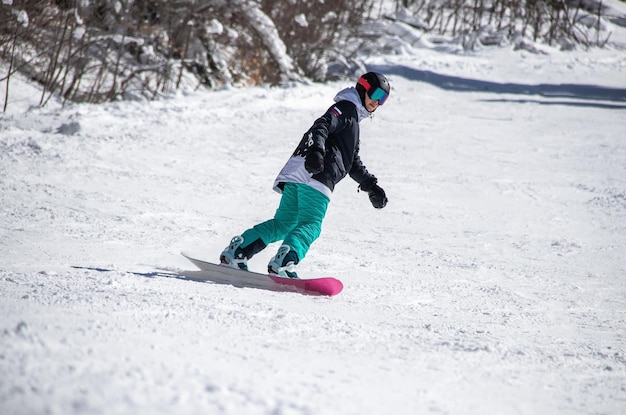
[{"x1": 334, "y1": 87, "x2": 371, "y2": 122}]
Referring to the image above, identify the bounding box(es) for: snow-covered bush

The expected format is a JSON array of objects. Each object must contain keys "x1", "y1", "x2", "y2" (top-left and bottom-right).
[
  {"x1": 380, "y1": 0, "x2": 612, "y2": 51},
  {"x1": 0, "y1": 0, "x2": 372, "y2": 106},
  {"x1": 260, "y1": 0, "x2": 371, "y2": 81}
]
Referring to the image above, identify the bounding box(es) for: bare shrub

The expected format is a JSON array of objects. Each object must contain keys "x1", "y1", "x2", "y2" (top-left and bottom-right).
[
  {"x1": 384, "y1": 0, "x2": 611, "y2": 50},
  {"x1": 260, "y1": 0, "x2": 372, "y2": 81},
  {"x1": 1, "y1": 0, "x2": 347, "y2": 108}
]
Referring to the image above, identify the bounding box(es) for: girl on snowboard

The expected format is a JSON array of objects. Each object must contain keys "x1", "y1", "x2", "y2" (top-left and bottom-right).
[{"x1": 220, "y1": 72, "x2": 390, "y2": 278}]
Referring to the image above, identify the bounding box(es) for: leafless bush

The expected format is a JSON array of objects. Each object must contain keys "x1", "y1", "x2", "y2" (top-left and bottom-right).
[
  {"x1": 1, "y1": 0, "x2": 371, "y2": 109},
  {"x1": 261, "y1": 0, "x2": 371, "y2": 81},
  {"x1": 384, "y1": 0, "x2": 610, "y2": 50}
]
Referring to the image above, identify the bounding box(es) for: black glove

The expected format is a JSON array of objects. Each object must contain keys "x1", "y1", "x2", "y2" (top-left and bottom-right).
[
  {"x1": 359, "y1": 178, "x2": 388, "y2": 209},
  {"x1": 305, "y1": 149, "x2": 324, "y2": 174},
  {"x1": 368, "y1": 184, "x2": 388, "y2": 209}
]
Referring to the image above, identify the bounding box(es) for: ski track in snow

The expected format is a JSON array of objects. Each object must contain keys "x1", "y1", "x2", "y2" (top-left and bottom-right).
[{"x1": 1, "y1": 47, "x2": 626, "y2": 414}]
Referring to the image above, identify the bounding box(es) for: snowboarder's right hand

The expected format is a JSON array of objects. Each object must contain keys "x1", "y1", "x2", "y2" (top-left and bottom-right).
[{"x1": 305, "y1": 149, "x2": 324, "y2": 175}]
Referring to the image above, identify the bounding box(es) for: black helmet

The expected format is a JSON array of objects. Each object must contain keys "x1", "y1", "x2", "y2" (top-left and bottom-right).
[{"x1": 356, "y1": 72, "x2": 390, "y2": 107}]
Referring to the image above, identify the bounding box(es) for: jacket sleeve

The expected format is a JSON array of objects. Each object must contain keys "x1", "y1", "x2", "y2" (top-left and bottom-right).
[{"x1": 349, "y1": 145, "x2": 377, "y2": 190}]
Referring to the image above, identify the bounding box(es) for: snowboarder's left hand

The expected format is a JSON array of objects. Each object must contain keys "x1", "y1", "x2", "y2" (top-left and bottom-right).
[
  {"x1": 367, "y1": 184, "x2": 388, "y2": 209},
  {"x1": 359, "y1": 178, "x2": 387, "y2": 209}
]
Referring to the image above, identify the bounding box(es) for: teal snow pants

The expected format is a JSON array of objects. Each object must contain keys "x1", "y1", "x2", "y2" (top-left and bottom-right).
[{"x1": 241, "y1": 182, "x2": 330, "y2": 263}]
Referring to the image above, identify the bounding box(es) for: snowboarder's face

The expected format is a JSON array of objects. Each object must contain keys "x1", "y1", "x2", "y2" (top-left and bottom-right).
[{"x1": 364, "y1": 93, "x2": 380, "y2": 113}]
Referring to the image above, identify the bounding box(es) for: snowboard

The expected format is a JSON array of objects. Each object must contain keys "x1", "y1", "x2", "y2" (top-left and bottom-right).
[{"x1": 180, "y1": 252, "x2": 343, "y2": 297}]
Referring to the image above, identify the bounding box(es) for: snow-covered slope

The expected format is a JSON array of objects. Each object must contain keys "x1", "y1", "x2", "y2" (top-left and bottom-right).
[{"x1": 1, "y1": 24, "x2": 626, "y2": 415}]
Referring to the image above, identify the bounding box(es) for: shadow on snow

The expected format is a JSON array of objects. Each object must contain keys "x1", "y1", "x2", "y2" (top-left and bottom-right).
[{"x1": 372, "y1": 64, "x2": 626, "y2": 109}]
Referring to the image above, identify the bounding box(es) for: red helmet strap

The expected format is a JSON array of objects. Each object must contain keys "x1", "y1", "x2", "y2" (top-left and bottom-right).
[{"x1": 358, "y1": 77, "x2": 372, "y2": 91}]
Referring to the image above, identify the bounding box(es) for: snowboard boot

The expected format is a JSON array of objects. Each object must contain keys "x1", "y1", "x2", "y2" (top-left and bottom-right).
[
  {"x1": 220, "y1": 236, "x2": 249, "y2": 271},
  {"x1": 268, "y1": 245, "x2": 299, "y2": 279}
]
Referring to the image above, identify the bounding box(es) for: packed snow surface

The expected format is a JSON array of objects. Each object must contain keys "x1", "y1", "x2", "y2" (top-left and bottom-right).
[{"x1": 2, "y1": 34, "x2": 626, "y2": 415}]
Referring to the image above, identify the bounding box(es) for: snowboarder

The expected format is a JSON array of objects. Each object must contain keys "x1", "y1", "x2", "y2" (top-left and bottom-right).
[{"x1": 220, "y1": 72, "x2": 390, "y2": 278}]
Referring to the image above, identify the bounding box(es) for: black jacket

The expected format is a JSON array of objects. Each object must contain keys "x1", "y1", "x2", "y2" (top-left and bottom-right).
[{"x1": 274, "y1": 90, "x2": 377, "y2": 198}]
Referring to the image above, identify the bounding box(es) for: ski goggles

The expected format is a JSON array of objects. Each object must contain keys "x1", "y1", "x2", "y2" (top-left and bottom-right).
[{"x1": 358, "y1": 77, "x2": 389, "y2": 105}]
